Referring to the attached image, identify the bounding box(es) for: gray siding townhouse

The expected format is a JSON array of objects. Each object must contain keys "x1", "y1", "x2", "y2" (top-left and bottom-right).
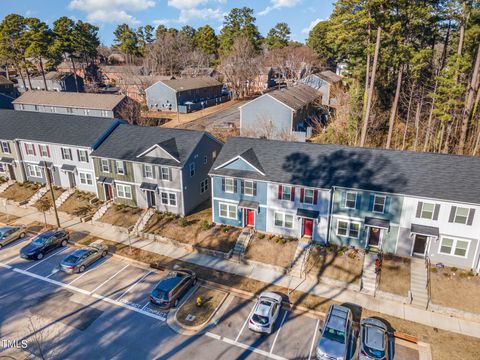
[
  {"x1": 12, "y1": 91, "x2": 127, "y2": 118},
  {"x1": 0, "y1": 110, "x2": 123, "y2": 194},
  {"x1": 301, "y1": 71, "x2": 342, "y2": 107},
  {"x1": 0, "y1": 112, "x2": 26, "y2": 182},
  {"x1": 91, "y1": 124, "x2": 223, "y2": 216},
  {"x1": 18, "y1": 71, "x2": 84, "y2": 92},
  {"x1": 239, "y1": 85, "x2": 319, "y2": 142},
  {"x1": 146, "y1": 77, "x2": 226, "y2": 113}
]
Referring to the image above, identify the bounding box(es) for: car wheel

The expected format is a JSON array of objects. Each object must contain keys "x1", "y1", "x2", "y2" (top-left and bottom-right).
[
  {"x1": 0, "y1": 244, "x2": 3, "y2": 249},
  {"x1": 36, "y1": 252, "x2": 44, "y2": 260},
  {"x1": 79, "y1": 265, "x2": 85, "y2": 273},
  {"x1": 174, "y1": 298, "x2": 179, "y2": 308},
  {"x1": 20, "y1": 232, "x2": 26, "y2": 238},
  {"x1": 192, "y1": 278, "x2": 197, "y2": 286},
  {"x1": 102, "y1": 250, "x2": 107, "y2": 257},
  {"x1": 61, "y1": 239, "x2": 68, "y2": 247}
]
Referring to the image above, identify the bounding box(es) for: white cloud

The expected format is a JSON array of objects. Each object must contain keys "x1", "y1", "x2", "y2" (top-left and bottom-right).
[
  {"x1": 167, "y1": 0, "x2": 209, "y2": 9},
  {"x1": 155, "y1": 0, "x2": 224, "y2": 25},
  {"x1": 258, "y1": 0, "x2": 300, "y2": 16},
  {"x1": 302, "y1": 18, "x2": 323, "y2": 34},
  {"x1": 69, "y1": 0, "x2": 155, "y2": 25}
]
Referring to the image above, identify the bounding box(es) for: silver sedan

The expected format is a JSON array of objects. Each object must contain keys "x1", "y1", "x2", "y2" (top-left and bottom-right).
[
  {"x1": 0, "y1": 225, "x2": 27, "y2": 248},
  {"x1": 60, "y1": 241, "x2": 108, "y2": 274}
]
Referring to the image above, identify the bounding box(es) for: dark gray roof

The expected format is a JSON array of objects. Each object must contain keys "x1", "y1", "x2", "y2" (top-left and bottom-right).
[
  {"x1": 0, "y1": 109, "x2": 120, "y2": 147},
  {"x1": 267, "y1": 85, "x2": 319, "y2": 110},
  {"x1": 159, "y1": 77, "x2": 222, "y2": 92},
  {"x1": 91, "y1": 124, "x2": 208, "y2": 166},
  {"x1": 210, "y1": 137, "x2": 480, "y2": 204}
]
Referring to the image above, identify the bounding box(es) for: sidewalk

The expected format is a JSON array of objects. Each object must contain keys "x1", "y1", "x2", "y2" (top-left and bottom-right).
[{"x1": 4, "y1": 204, "x2": 480, "y2": 339}]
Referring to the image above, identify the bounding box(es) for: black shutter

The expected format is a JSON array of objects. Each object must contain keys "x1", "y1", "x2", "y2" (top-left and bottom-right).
[
  {"x1": 433, "y1": 204, "x2": 440, "y2": 220},
  {"x1": 467, "y1": 209, "x2": 475, "y2": 225},
  {"x1": 241, "y1": 180, "x2": 244, "y2": 194},
  {"x1": 356, "y1": 195, "x2": 361, "y2": 209},
  {"x1": 253, "y1": 182, "x2": 257, "y2": 196},
  {"x1": 416, "y1": 202, "x2": 423, "y2": 218},
  {"x1": 233, "y1": 179, "x2": 238, "y2": 193},
  {"x1": 221, "y1": 177, "x2": 225, "y2": 191},
  {"x1": 61, "y1": 148, "x2": 65, "y2": 160},
  {"x1": 448, "y1": 206, "x2": 457, "y2": 223},
  {"x1": 76, "y1": 149, "x2": 80, "y2": 161},
  {"x1": 69, "y1": 149, "x2": 72, "y2": 160}
]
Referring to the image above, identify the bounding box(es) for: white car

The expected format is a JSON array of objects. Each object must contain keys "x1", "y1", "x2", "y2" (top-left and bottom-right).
[{"x1": 248, "y1": 292, "x2": 283, "y2": 334}]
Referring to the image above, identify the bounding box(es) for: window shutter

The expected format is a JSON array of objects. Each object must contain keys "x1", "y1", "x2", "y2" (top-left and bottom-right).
[
  {"x1": 416, "y1": 202, "x2": 423, "y2": 218},
  {"x1": 368, "y1": 195, "x2": 375, "y2": 211},
  {"x1": 278, "y1": 185, "x2": 282, "y2": 199},
  {"x1": 448, "y1": 206, "x2": 457, "y2": 223},
  {"x1": 69, "y1": 149, "x2": 72, "y2": 160},
  {"x1": 300, "y1": 188, "x2": 304, "y2": 203},
  {"x1": 433, "y1": 204, "x2": 440, "y2": 220},
  {"x1": 38, "y1": 144, "x2": 42, "y2": 154},
  {"x1": 313, "y1": 190, "x2": 318, "y2": 205},
  {"x1": 241, "y1": 180, "x2": 244, "y2": 194},
  {"x1": 61, "y1": 148, "x2": 65, "y2": 160},
  {"x1": 253, "y1": 182, "x2": 257, "y2": 196},
  {"x1": 291, "y1": 187, "x2": 295, "y2": 201},
  {"x1": 221, "y1": 177, "x2": 225, "y2": 191},
  {"x1": 233, "y1": 179, "x2": 237, "y2": 193},
  {"x1": 46, "y1": 146, "x2": 50, "y2": 157},
  {"x1": 467, "y1": 209, "x2": 475, "y2": 225},
  {"x1": 32, "y1": 144, "x2": 36, "y2": 156},
  {"x1": 356, "y1": 194, "x2": 361, "y2": 209},
  {"x1": 384, "y1": 197, "x2": 390, "y2": 213},
  {"x1": 24, "y1": 143, "x2": 28, "y2": 153},
  {"x1": 123, "y1": 162, "x2": 126, "y2": 175},
  {"x1": 77, "y1": 149, "x2": 80, "y2": 161}
]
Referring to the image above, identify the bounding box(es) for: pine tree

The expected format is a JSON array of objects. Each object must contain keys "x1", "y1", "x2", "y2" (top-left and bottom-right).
[
  {"x1": 265, "y1": 22, "x2": 290, "y2": 50},
  {"x1": 218, "y1": 7, "x2": 262, "y2": 55},
  {"x1": 195, "y1": 25, "x2": 219, "y2": 57}
]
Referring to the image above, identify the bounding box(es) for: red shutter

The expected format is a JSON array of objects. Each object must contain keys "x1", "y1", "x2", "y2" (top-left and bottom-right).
[
  {"x1": 278, "y1": 185, "x2": 282, "y2": 199},
  {"x1": 32, "y1": 144, "x2": 36, "y2": 156},
  {"x1": 38, "y1": 144, "x2": 42, "y2": 155},
  {"x1": 46, "y1": 145, "x2": 50, "y2": 157},
  {"x1": 24, "y1": 143, "x2": 28, "y2": 154},
  {"x1": 300, "y1": 188, "x2": 305, "y2": 203},
  {"x1": 313, "y1": 190, "x2": 318, "y2": 204},
  {"x1": 291, "y1": 187, "x2": 295, "y2": 201}
]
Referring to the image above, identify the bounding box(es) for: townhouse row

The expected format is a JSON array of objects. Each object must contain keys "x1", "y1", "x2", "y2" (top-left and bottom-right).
[{"x1": 0, "y1": 110, "x2": 222, "y2": 216}]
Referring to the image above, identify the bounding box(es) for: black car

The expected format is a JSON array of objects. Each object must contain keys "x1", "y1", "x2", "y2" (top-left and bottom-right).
[
  {"x1": 20, "y1": 229, "x2": 69, "y2": 260},
  {"x1": 150, "y1": 269, "x2": 196, "y2": 309}
]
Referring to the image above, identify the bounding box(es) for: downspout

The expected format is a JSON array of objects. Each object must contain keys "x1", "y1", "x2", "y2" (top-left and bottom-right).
[
  {"x1": 179, "y1": 167, "x2": 185, "y2": 216},
  {"x1": 326, "y1": 186, "x2": 335, "y2": 245}
]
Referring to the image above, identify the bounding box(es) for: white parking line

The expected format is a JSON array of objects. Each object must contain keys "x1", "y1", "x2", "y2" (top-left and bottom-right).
[
  {"x1": 116, "y1": 270, "x2": 152, "y2": 302},
  {"x1": 270, "y1": 310, "x2": 288, "y2": 355},
  {"x1": 235, "y1": 303, "x2": 256, "y2": 342},
  {"x1": 89, "y1": 264, "x2": 129, "y2": 294},
  {"x1": 141, "y1": 301, "x2": 151, "y2": 310},
  {"x1": 308, "y1": 319, "x2": 320, "y2": 360},
  {"x1": 25, "y1": 247, "x2": 68, "y2": 271}
]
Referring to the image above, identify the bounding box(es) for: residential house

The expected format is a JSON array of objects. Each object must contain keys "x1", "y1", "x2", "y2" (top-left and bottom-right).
[
  {"x1": 100, "y1": 65, "x2": 147, "y2": 86},
  {"x1": 115, "y1": 75, "x2": 174, "y2": 104},
  {"x1": 0, "y1": 75, "x2": 17, "y2": 109},
  {"x1": 0, "y1": 111, "x2": 26, "y2": 182},
  {"x1": 13, "y1": 91, "x2": 128, "y2": 119},
  {"x1": 301, "y1": 71, "x2": 343, "y2": 107},
  {"x1": 91, "y1": 125, "x2": 222, "y2": 216},
  {"x1": 180, "y1": 67, "x2": 219, "y2": 79},
  {"x1": 18, "y1": 71, "x2": 84, "y2": 92},
  {"x1": 239, "y1": 85, "x2": 320, "y2": 142},
  {"x1": 146, "y1": 77, "x2": 227, "y2": 113},
  {"x1": 209, "y1": 137, "x2": 331, "y2": 243},
  {"x1": 249, "y1": 67, "x2": 285, "y2": 94},
  {"x1": 0, "y1": 110, "x2": 123, "y2": 193}
]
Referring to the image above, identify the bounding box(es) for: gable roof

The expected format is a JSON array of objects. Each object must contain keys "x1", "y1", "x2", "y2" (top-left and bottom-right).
[
  {"x1": 210, "y1": 137, "x2": 480, "y2": 205},
  {"x1": 32, "y1": 71, "x2": 74, "y2": 81},
  {"x1": 318, "y1": 70, "x2": 342, "y2": 83},
  {"x1": 90, "y1": 124, "x2": 209, "y2": 166},
  {"x1": 158, "y1": 77, "x2": 222, "y2": 92},
  {"x1": 12, "y1": 91, "x2": 125, "y2": 111},
  {"x1": 0, "y1": 75, "x2": 13, "y2": 85},
  {"x1": 266, "y1": 85, "x2": 319, "y2": 111},
  {"x1": 0, "y1": 109, "x2": 121, "y2": 147}
]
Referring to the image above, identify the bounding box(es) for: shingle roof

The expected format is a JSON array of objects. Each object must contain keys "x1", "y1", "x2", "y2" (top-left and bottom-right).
[
  {"x1": 210, "y1": 137, "x2": 480, "y2": 205},
  {"x1": 159, "y1": 77, "x2": 222, "y2": 92},
  {"x1": 12, "y1": 91, "x2": 125, "y2": 110},
  {"x1": 91, "y1": 124, "x2": 208, "y2": 166},
  {"x1": 0, "y1": 75, "x2": 13, "y2": 85},
  {"x1": 318, "y1": 70, "x2": 342, "y2": 83},
  {"x1": 32, "y1": 71, "x2": 71, "y2": 81},
  {"x1": 0, "y1": 109, "x2": 120, "y2": 147},
  {"x1": 267, "y1": 85, "x2": 319, "y2": 110}
]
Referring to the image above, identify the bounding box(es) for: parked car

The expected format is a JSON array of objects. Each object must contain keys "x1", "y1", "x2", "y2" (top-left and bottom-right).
[
  {"x1": 316, "y1": 304, "x2": 353, "y2": 360},
  {"x1": 149, "y1": 269, "x2": 196, "y2": 309},
  {"x1": 19, "y1": 229, "x2": 69, "y2": 260},
  {"x1": 0, "y1": 225, "x2": 26, "y2": 248},
  {"x1": 359, "y1": 318, "x2": 390, "y2": 360},
  {"x1": 248, "y1": 292, "x2": 283, "y2": 334},
  {"x1": 59, "y1": 241, "x2": 108, "y2": 274}
]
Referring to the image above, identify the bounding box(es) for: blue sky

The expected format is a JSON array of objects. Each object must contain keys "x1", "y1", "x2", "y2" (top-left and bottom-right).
[{"x1": 0, "y1": 0, "x2": 333, "y2": 45}]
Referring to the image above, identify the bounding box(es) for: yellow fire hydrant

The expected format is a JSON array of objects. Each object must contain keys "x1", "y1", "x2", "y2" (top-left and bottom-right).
[{"x1": 197, "y1": 296, "x2": 202, "y2": 307}]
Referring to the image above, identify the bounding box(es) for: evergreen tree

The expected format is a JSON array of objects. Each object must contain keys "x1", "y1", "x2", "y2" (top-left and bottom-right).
[
  {"x1": 219, "y1": 7, "x2": 262, "y2": 55},
  {"x1": 113, "y1": 24, "x2": 141, "y2": 62},
  {"x1": 265, "y1": 22, "x2": 290, "y2": 50},
  {"x1": 52, "y1": 16, "x2": 80, "y2": 91},
  {"x1": 194, "y1": 25, "x2": 218, "y2": 57}
]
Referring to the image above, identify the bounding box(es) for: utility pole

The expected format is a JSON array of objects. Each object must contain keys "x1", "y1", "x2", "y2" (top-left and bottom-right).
[{"x1": 44, "y1": 164, "x2": 61, "y2": 228}]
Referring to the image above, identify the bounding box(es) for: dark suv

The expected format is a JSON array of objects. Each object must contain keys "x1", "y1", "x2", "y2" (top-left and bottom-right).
[
  {"x1": 150, "y1": 269, "x2": 196, "y2": 309},
  {"x1": 20, "y1": 229, "x2": 69, "y2": 260}
]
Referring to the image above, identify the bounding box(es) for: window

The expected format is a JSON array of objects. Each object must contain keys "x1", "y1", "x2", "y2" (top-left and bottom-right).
[
  {"x1": 39, "y1": 144, "x2": 49, "y2": 157},
  {"x1": 27, "y1": 165, "x2": 42, "y2": 178},
  {"x1": 144, "y1": 164, "x2": 154, "y2": 179},
  {"x1": 160, "y1": 192, "x2": 177, "y2": 206},
  {"x1": 200, "y1": 179, "x2": 209, "y2": 193},
  {"x1": 84, "y1": 109, "x2": 90, "y2": 116},
  {"x1": 420, "y1": 203, "x2": 435, "y2": 219},
  {"x1": 336, "y1": 220, "x2": 360, "y2": 238},
  {"x1": 204, "y1": 156, "x2": 208, "y2": 165},
  {"x1": 454, "y1": 207, "x2": 469, "y2": 224},
  {"x1": 439, "y1": 237, "x2": 469, "y2": 257},
  {"x1": 66, "y1": 107, "x2": 73, "y2": 114},
  {"x1": 116, "y1": 161, "x2": 125, "y2": 175},
  {"x1": 282, "y1": 186, "x2": 292, "y2": 201},
  {"x1": 373, "y1": 195, "x2": 386, "y2": 213},
  {"x1": 116, "y1": 184, "x2": 132, "y2": 199},
  {"x1": 244, "y1": 181, "x2": 254, "y2": 196},
  {"x1": 304, "y1": 189, "x2": 314, "y2": 204},
  {"x1": 225, "y1": 178, "x2": 235, "y2": 193},
  {"x1": 345, "y1": 192, "x2": 357, "y2": 209},
  {"x1": 161, "y1": 167, "x2": 170, "y2": 181},
  {"x1": 78, "y1": 150, "x2": 89, "y2": 163},
  {"x1": 50, "y1": 106, "x2": 56, "y2": 113},
  {"x1": 25, "y1": 143, "x2": 35, "y2": 156},
  {"x1": 274, "y1": 212, "x2": 294, "y2": 229},
  {"x1": 190, "y1": 162, "x2": 195, "y2": 177},
  {"x1": 101, "y1": 110, "x2": 108, "y2": 117},
  {"x1": 101, "y1": 159, "x2": 110, "y2": 173},
  {"x1": 1, "y1": 141, "x2": 11, "y2": 154},
  {"x1": 61, "y1": 148, "x2": 72, "y2": 160},
  {"x1": 219, "y1": 203, "x2": 237, "y2": 219},
  {"x1": 79, "y1": 172, "x2": 93, "y2": 185}
]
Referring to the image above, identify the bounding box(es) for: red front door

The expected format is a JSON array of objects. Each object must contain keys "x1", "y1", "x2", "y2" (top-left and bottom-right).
[
  {"x1": 303, "y1": 219, "x2": 313, "y2": 237},
  {"x1": 246, "y1": 209, "x2": 255, "y2": 226},
  {"x1": 105, "y1": 184, "x2": 113, "y2": 201}
]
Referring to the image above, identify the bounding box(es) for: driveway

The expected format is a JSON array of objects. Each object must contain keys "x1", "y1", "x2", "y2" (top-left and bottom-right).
[{"x1": 181, "y1": 100, "x2": 249, "y2": 131}]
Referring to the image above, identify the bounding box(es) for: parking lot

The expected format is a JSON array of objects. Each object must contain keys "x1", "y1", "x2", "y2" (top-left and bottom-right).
[{"x1": 0, "y1": 234, "x2": 421, "y2": 359}]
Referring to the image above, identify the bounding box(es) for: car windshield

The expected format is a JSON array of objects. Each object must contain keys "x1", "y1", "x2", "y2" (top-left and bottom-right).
[
  {"x1": 152, "y1": 289, "x2": 168, "y2": 300},
  {"x1": 252, "y1": 314, "x2": 269, "y2": 325},
  {"x1": 364, "y1": 326, "x2": 386, "y2": 358},
  {"x1": 63, "y1": 254, "x2": 80, "y2": 263},
  {"x1": 323, "y1": 327, "x2": 346, "y2": 344},
  {"x1": 32, "y1": 236, "x2": 48, "y2": 246}
]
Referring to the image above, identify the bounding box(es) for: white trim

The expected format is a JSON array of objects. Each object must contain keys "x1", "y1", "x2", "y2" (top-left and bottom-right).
[
  {"x1": 136, "y1": 144, "x2": 181, "y2": 163},
  {"x1": 452, "y1": 206, "x2": 471, "y2": 225},
  {"x1": 419, "y1": 202, "x2": 435, "y2": 220},
  {"x1": 273, "y1": 211, "x2": 294, "y2": 229},
  {"x1": 213, "y1": 155, "x2": 266, "y2": 176},
  {"x1": 438, "y1": 236, "x2": 471, "y2": 259},
  {"x1": 335, "y1": 219, "x2": 360, "y2": 239},
  {"x1": 344, "y1": 191, "x2": 357, "y2": 209},
  {"x1": 116, "y1": 183, "x2": 133, "y2": 199},
  {"x1": 224, "y1": 177, "x2": 235, "y2": 193},
  {"x1": 238, "y1": 93, "x2": 296, "y2": 112},
  {"x1": 219, "y1": 202, "x2": 237, "y2": 219},
  {"x1": 159, "y1": 191, "x2": 177, "y2": 207},
  {"x1": 372, "y1": 194, "x2": 386, "y2": 214}
]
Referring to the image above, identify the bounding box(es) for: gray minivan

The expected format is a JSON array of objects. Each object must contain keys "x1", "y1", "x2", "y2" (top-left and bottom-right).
[{"x1": 316, "y1": 304, "x2": 353, "y2": 360}]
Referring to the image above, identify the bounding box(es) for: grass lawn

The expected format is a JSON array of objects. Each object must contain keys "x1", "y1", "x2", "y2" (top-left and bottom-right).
[
  {"x1": 59, "y1": 191, "x2": 100, "y2": 217},
  {"x1": 144, "y1": 206, "x2": 241, "y2": 253},
  {"x1": 305, "y1": 245, "x2": 364, "y2": 285},
  {"x1": 378, "y1": 254, "x2": 411, "y2": 297},
  {"x1": 176, "y1": 286, "x2": 227, "y2": 327},
  {"x1": 0, "y1": 182, "x2": 42, "y2": 203},
  {"x1": 431, "y1": 266, "x2": 480, "y2": 314},
  {"x1": 99, "y1": 204, "x2": 142, "y2": 228},
  {"x1": 33, "y1": 187, "x2": 65, "y2": 211},
  {"x1": 245, "y1": 233, "x2": 298, "y2": 269}
]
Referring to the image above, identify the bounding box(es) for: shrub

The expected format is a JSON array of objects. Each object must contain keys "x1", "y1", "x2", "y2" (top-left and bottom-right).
[
  {"x1": 257, "y1": 233, "x2": 265, "y2": 239},
  {"x1": 266, "y1": 234, "x2": 274, "y2": 241},
  {"x1": 467, "y1": 270, "x2": 475, "y2": 277},
  {"x1": 179, "y1": 217, "x2": 188, "y2": 227},
  {"x1": 200, "y1": 220, "x2": 211, "y2": 230},
  {"x1": 451, "y1": 267, "x2": 458, "y2": 273},
  {"x1": 287, "y1": 236, "x2": 296, "y2": 242},
  {"x1": 459, "y1": 272, "x2": 468, "y2": 279},
  {"x1": 431, "y1": 267, "x2": 438, "y2": 273}
]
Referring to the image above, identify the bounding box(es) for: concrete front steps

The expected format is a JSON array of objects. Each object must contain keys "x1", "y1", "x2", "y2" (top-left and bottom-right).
[
  {"x1": 55, "y1": 188, "x2": 75, "y2": 208},
  {"x1": 361, "y1": 252, "x2": 378, "y2": 295},
  {"x1": 132, "y1": 208, "x2": 155, "y2": 234},
  {"x1": 0, "y1": 179, "x2": 15, "y2": 193},
  {"x1": 231, "y1": 227, "x2": 254, "y2": 262},
  {"x1": 92, "y1": 201, "x2": 113, "y2": 222},
  {"x1": 25, "y1": 186, "x2": 49, "y2": 207},
  {"x1": 410, "y1": 258, "x2": 429, "y2": 309},
  {"x1": 289, "y1": 237, "x2": 312, "y2": 278}
]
